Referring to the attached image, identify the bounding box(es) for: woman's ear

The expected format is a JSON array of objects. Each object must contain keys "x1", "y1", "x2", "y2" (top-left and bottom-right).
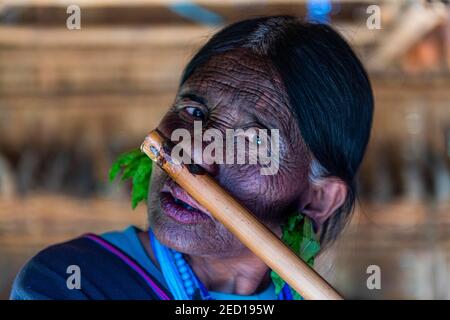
[{"x1": 301, "y1": 178, "x2": 347, "y2": 228}]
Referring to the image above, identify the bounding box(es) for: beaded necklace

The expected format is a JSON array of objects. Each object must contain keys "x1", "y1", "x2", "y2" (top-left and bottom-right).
[{"x1": 149, "y1": 230, "x2": 292, "y2": 300}]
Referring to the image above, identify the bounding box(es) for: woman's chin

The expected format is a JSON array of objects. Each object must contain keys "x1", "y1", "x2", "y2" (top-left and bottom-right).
[{"x1": 150, "y1": 210, "x2": 215, "y2": 255}]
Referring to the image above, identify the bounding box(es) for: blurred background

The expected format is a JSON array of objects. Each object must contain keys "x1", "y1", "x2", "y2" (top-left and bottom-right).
[{"x1": 0, "y1": 0, "x2": 449, "y2": 299}]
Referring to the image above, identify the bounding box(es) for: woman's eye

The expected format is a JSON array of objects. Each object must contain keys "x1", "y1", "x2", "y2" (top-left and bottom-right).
[
  {"x1": 253, "y1": 135, "x2": 262, "y2": 146},
  {"x1": 184, "y1": 107, "x2": 206, "y2": 120},
  {"x1": 251, "y1": 134, "x2": 267, "y2": 148}
]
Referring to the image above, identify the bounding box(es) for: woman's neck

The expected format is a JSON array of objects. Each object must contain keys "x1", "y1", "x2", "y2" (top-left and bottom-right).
[
  {"x1": 137, "y1": 231, "x2": 272, "y2": 296},
  {"x1": 185, "y1": 251, "x2": 271, "y2": 295}
]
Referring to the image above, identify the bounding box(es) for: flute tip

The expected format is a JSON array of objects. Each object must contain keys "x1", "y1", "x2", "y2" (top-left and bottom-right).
[{"x1": 141, "y1": 130, "x2": 165, "y2": 164}]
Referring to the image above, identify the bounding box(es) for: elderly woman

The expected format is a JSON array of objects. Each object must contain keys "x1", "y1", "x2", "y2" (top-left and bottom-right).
[{"x1": 11, "y1": 15, "x2": 373, "y2": 300}]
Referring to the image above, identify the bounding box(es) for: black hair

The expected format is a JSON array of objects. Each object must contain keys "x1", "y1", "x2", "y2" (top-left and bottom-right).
[{"x1": 180, "y1": 16, "x2": 374, "y2": 244}]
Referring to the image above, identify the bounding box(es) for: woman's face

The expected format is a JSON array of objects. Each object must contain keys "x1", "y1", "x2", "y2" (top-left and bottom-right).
[{"x1": 148, "y1": 49, "x2": 312, "y2": 257}]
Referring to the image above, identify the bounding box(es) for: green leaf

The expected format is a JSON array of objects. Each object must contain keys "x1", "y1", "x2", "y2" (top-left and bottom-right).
[
  {"x1": 121, "y1": 159, "x2": 140, "y2": 181},
  {"x1": 299, "y1": 218, "x2": 320, "y2": 263},
  {"x1": 302, "y1": 216, "x2": 313, "y2": 239},
  {"x1": 108, "y1": 149, "x2": 142, "y2": 182},
  {"x1": 108, "y1": 149, "x2": 153, "y2": 209},
  {"x1": 130, "y1": 156, "x2": 152, "y2": 209},
  {"x1": 270, "y1": 212, "x2": 320, "y2": 300},
  {"x1": 109, "y1": 162, "x2": 121, "y2": 182},
  {"x1": 300, "y1": 238, "x2": 321, "y2": 264},
  {"x1": 270, "y1": 270, "x2": 285, "y2": 295}
]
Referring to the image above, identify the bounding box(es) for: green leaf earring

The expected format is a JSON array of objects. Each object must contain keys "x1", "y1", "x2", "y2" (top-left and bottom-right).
[{"x1": 270, "y1": 213, "x2": 321, "y2": 300}]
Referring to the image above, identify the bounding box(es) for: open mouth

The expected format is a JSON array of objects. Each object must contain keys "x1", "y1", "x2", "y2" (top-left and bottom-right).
[{"x1": 159, "y1": 178, "x2": 212, "y2": 224}]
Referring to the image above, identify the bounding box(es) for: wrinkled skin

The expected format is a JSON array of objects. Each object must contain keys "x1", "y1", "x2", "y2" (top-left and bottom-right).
[{"x1": 147, "y1": 48, "x2": 313, "y2": 259}]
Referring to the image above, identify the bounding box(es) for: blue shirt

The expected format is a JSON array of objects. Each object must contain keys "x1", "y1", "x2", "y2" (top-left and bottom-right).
[{"x1": 11, "y1": 225, "x2": 276, "y2": 300}]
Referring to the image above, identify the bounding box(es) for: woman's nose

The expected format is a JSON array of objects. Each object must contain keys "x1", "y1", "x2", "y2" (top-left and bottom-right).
[
  {"x1": 191, "y1": 139, "x2": 220, "y2": 177},
  {"x1": 156, "y1": 124, "x2": 220, "y2": 176}
]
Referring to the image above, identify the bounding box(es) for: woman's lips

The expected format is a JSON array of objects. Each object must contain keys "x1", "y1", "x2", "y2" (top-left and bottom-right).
[{"x1": 160, "y1": 178, "x2": 213, "y2": 224}]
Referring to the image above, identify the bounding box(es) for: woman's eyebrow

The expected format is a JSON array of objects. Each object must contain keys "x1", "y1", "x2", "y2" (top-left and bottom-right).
[
  {"x1": 247, "y1": 112, "x2": 276, "y2": 131},
  {"x1": 178, "y1": 92, "x2": 208, "y2": 106},
  {"x1": 238, "y1": 119, "x2": 271, "y2": 132}
]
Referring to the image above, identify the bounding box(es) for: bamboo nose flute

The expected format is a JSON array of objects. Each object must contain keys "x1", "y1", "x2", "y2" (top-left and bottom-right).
[{"x1": 141, "y1": 129, "x2": 343, "y2": 300}]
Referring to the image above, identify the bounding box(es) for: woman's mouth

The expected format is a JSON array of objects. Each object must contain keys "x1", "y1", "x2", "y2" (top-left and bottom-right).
[{"x1": 160, "y1": 179, "x2": 213, "y2": 224}]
